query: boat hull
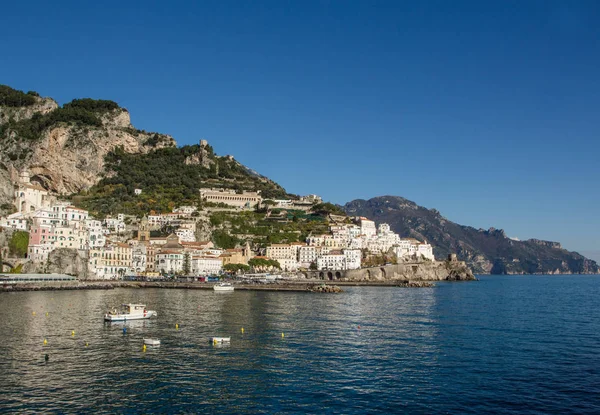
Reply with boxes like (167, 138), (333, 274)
(104, 310), (157, 322)
(213, 287), (234, 292)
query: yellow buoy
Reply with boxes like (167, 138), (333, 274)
(32, 312), (36, 316)
(85, 342), (88, 347)
(46, 312), (49, 317)
(281, 332), (285, 338)
(175, 323), (179, 330)
(143, 344), (147, 352)
(241, 327), (245, 334)
(43, 339), (48, 345)
(71, 330), (75, 336)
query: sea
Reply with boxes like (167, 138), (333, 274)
(0, 275), (599, 414)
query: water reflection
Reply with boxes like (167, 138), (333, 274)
(2, 279), (598, 414)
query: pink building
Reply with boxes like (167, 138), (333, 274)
(29, 224), (54, 245)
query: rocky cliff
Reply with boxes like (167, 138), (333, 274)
(344, 196), (599, 275)
(21, 248), (89, 279)
(0, 85), (175, 203)
(340, 260), (475, 282)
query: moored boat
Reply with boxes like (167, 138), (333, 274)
(210, 337), (231, 343)
(143, 338), (161, 346)
(104, 304), (157, 321)
(213, 282), (234, 292)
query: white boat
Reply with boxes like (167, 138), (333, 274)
(210, 337), (231, 343)
(104, 304), (157, 322)
(143, 338), (161, 346)
(213, 282), (234, 292)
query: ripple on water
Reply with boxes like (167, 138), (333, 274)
(0, 277), (599, 414)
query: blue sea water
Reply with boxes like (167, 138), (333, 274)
(0, 275), (599, 414)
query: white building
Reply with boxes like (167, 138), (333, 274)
(14, 170), (52, 214)
(103, 217), (126, 233)
(28, 244), (54, 263)
(190, 255), (223, 275)
(343, 249), (362, 270)
(156, 251), (185, 274)
(265, 244), (296, 260)
(176, 228), (196, 243)
(199, 187), (262, 208)
(298, 246), (317, 267)
(317, 252), (346, 270)
(85, 220), (106, 249)
(0, 213), (28, 230)
(173, 205), (197, 215)
(360, 218), (377, 238)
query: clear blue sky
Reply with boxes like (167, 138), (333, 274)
(1, 1), (599, 257)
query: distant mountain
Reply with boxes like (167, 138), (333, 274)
(344, 196), (599, 275)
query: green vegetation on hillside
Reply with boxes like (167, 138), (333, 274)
(75, 145), (292, 216)
(0, 85), (39, 107)
(0, 97), (122, 144)
(9, 231), (29, 258)
(209, 209), (330, 248)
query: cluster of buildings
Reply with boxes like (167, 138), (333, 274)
(262, 217), (434, 272)
(1, 172), (435, 279)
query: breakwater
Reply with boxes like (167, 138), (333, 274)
(0, 279), (436, 293)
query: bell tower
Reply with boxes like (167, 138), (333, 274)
(138, 215), (150, 242)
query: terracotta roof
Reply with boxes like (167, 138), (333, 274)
(116, 243), (130, 248)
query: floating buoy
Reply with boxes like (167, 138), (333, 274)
(45, 312), (48, 317)
(44, 354), (49, 362)
(241, 327), (244, 334)
(357, 325), (360, 330)
(32, 312), (36, 316)
(85, 342), (88, 347)
(175, 323), (179, 330)
(71, 330), (75, 336)
(43, 339), (48, 345)
(143, 344), (147, 352)
(123, 327), (127, 334)
(281, 332), (285, 338)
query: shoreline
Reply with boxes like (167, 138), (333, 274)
(0, 279), (436, 293)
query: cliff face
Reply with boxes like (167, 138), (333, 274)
(21, 248), (90, 279)
(344, 196), (599, 275)
(341, 261), (475, 282)
(0, 86), (175, 197)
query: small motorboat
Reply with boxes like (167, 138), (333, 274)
(210, 337), (231, 343)
(213, 282), (234, 292)
(143, 338), (161, 346)
(104, 304), (157, 322)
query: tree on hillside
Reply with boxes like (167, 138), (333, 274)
(9, 231), (29, 258)
(183, 253), (191, 275)
(223, 263), (250, 274)
(312, 202), (345, 216)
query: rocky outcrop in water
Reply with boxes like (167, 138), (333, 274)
(307, 284), (343, 293)
(339, 260), (475, 282)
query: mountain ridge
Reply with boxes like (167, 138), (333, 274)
(343, 195), (598, 275)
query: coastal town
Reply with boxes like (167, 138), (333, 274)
(0, 168), (435, 279)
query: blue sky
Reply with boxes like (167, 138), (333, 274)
(1, 1), (599, 257)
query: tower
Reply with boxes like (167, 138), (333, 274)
(138, 215), (150, 242)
